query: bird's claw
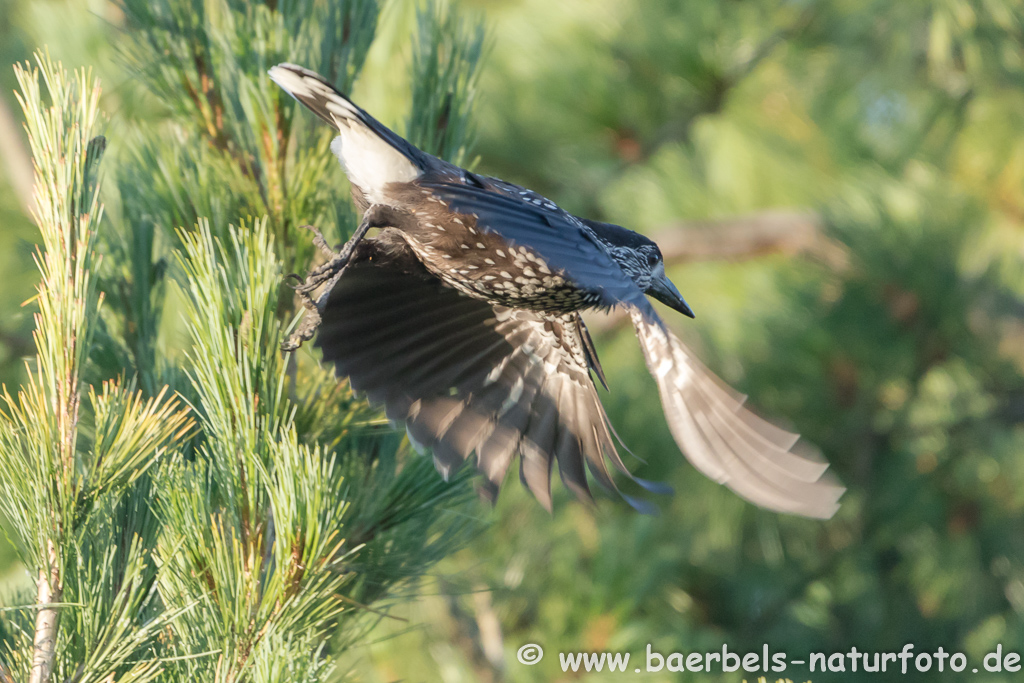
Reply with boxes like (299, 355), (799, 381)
(283, 227), (344, 352)
(282, 309), (321, 352)
(301, 223), (336, 258)
(282, 218), (371, 353)
(283, 267), (336, 352)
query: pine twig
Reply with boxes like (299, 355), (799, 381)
(29, 540), (61, 683)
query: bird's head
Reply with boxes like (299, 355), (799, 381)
(581, 218), (695, 318)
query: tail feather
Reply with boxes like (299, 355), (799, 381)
(269, 63), (424, 199)
(268, 63), (407, 153)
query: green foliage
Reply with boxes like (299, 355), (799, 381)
(0, 54), (193, 683)
(4, 1), (1024, 682)
(153, 220), (351, 680)
(115, 0), (383, 260)
(342, 1), (1024, 682)
(407, 0), (486, 164)
(0, 0), (487, 680)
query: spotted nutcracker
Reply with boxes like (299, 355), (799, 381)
(269, 63), (843, 518)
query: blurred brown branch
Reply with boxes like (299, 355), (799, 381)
(655, 209), (844, 268)
(0, 93), (34, 216)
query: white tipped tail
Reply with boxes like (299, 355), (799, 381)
(269, 63), (421, 203)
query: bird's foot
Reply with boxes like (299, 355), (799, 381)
(281, 307), (321, 352)
(303, 223), (336, 258)
(281, 269), (324, 352)
(282, 259), (341, 353)
(281, 218), (373, 352)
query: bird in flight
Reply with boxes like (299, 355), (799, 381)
(269, 63), (843, 518)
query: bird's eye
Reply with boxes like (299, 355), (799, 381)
(647, 252), (659, 267)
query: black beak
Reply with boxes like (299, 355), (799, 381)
(648, 268), (695, 318)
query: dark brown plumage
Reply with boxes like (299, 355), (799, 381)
(270, 63), (845, 517)
(317, 230), (656, 511)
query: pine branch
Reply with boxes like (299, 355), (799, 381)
(11, 53), (105, 683)
(0, 3), (492, 679)
(407, 0), (487, 164)
(3, 52), (194, 683)
(28, 540), (59, 683)
(118, 0), (385, 259)
(155, 219), (362, 680)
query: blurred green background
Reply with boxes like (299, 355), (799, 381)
(3, 0), (1024, 681)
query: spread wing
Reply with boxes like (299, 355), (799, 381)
(417, 177), (657, 319)
(630, 310), (844, 518)
(315, 230), (664, 511)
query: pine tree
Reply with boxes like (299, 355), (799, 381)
(0, 1), (486, 680)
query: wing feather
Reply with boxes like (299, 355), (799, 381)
(552, 379), (591, 501)
(316, 230), (657, 508)
(417, 180), (656, 318)
(518, 395), (559, 511)
(630, 310), (844, 518)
